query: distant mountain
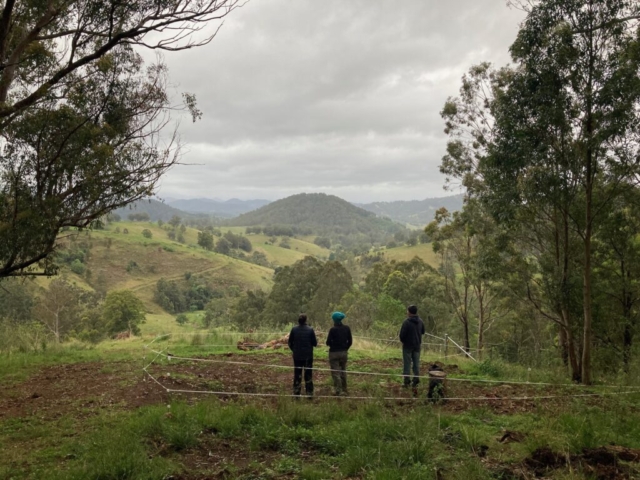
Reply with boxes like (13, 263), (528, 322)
(358, 194), (465, 226)
(113, 199), (196, 222)
(227, 193), (407, 238)
(167, 198), (271, 218)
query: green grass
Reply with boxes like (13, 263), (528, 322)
(3, 394), (640, 479)
(382, 242), (439, 267)
(3, 310), (640, 479)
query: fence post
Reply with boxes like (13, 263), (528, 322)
(444, 334), (449, 359)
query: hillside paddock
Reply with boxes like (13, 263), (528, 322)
(1, 330), (639, 480)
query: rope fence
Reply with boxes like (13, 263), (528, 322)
(142, 368), (640, 402)
(144, 346), (640, 390)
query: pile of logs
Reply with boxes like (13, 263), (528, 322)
(237, 334), (290, 351)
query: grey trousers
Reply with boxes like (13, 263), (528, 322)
(329, 351), (348, 394)
(402, 348), (421, 386)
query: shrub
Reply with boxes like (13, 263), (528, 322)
(142, 229), (152, 239)
(70, 259), (85, 275)
(176, 314), (188, 325)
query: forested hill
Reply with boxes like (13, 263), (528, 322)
(227, 193), (406, 236)
(113, 199), (193, 222)
(167, 198), (271, 218)
(358, 193), (464, 226)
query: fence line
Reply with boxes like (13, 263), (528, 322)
(143, 369), (640, 402)
(145, 348), (640, 389)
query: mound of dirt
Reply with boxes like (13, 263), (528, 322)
(521, 446), (640, 479)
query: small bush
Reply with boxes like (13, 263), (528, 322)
(142, 229), (152, 239)
(70, 259), (85, 275)
(176, 314), (188, 325)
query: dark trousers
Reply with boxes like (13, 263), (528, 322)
(329, 351), (348, 394)
(293, 357), (314, 396)
(402, 348), (420, 386)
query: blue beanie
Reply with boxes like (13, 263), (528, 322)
(331, 311), (346, 323)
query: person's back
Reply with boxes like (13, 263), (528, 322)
(288, 323), (318, 359)
(326, 323), (352, 353)
(288, 315), (317, 397)
(326, 312), (351, 396)
(398, 305), (425, 391)
(399, 314), (425, 351)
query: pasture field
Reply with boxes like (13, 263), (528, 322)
(1, 323), (639, 480)
(382, 243), (439, 267)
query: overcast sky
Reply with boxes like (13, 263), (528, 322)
(155, 0), (526, 203)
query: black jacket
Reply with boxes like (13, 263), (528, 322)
(399, 315), (425, 350)
(326, 324), (353, 353)
(288, 324), (318, 359)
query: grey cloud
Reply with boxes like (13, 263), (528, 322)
(155, 0), (525, 202)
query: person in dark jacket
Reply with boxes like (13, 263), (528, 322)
(326, 311), (352, 396)
(399, 305), (425, 390)
(288, 314), (318, 397)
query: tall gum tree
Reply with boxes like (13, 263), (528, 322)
(490, 0), (640, 383)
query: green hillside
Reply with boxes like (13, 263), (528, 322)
(55, 222), (274, 312)
(382, 242), (439, 267)
(359, 194), (464, 227)
(227, 193), (407, 239)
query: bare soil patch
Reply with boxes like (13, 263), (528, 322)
(0, 352), (612, 421)
(0, 361), (168, 420)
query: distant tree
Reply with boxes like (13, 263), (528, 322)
(198, 231), (215, 251)
(142, 229), (152, 239)
(307, 261), (353, 323)
(70, 259), (86, 275)
(34, 279), (82, 343)
(180, 224), (187, 233)
(107, 213), (121, 223)
(128, 212), (151, 222)
(169, 216), (182, 229)
(167, 230), (176, 240)
(177, 233), (186, 243)
(0, 282), (34, 323)
(102, 290), (146, 337)
(386, 241), (397, 249)
(261, 256), (325, 326)
(158, 220), (164, 228)
(215, 238), (231, 255)
(123, 228), (129, 235)
(176, 314), (189, 325)
(314, 236), (332, 249)
(406, 237), (418, 247)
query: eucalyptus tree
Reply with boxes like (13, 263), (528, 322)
(0, 0), (240, 278)
(485, 0), (640, 383)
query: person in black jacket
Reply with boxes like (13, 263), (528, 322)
(288, 314), (318, 397)
(399, 305), (425, 390)
(326, 311), (352, 396)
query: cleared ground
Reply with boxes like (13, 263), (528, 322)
(1, 333), (639, 480)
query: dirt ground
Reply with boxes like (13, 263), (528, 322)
(1, 352), (639, 479)
(0, 352), (610, 421)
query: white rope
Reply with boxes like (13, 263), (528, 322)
(142, 369), (640, 402)
(447, 337), (478, 363)
(146, 349), (640, 389)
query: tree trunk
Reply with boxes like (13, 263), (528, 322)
(581, 175), (593, 384)
(477, 284), (485, 360)
(463, 316), (470, 353)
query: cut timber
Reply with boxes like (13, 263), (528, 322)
(237, 334), (290, 351)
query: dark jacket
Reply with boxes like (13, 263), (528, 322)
(399, 315), (425, 351)
(326, 324), (353, 353)
(288, 324), (318, 359)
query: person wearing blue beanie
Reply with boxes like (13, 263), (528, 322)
(326, 311), (352, 396)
